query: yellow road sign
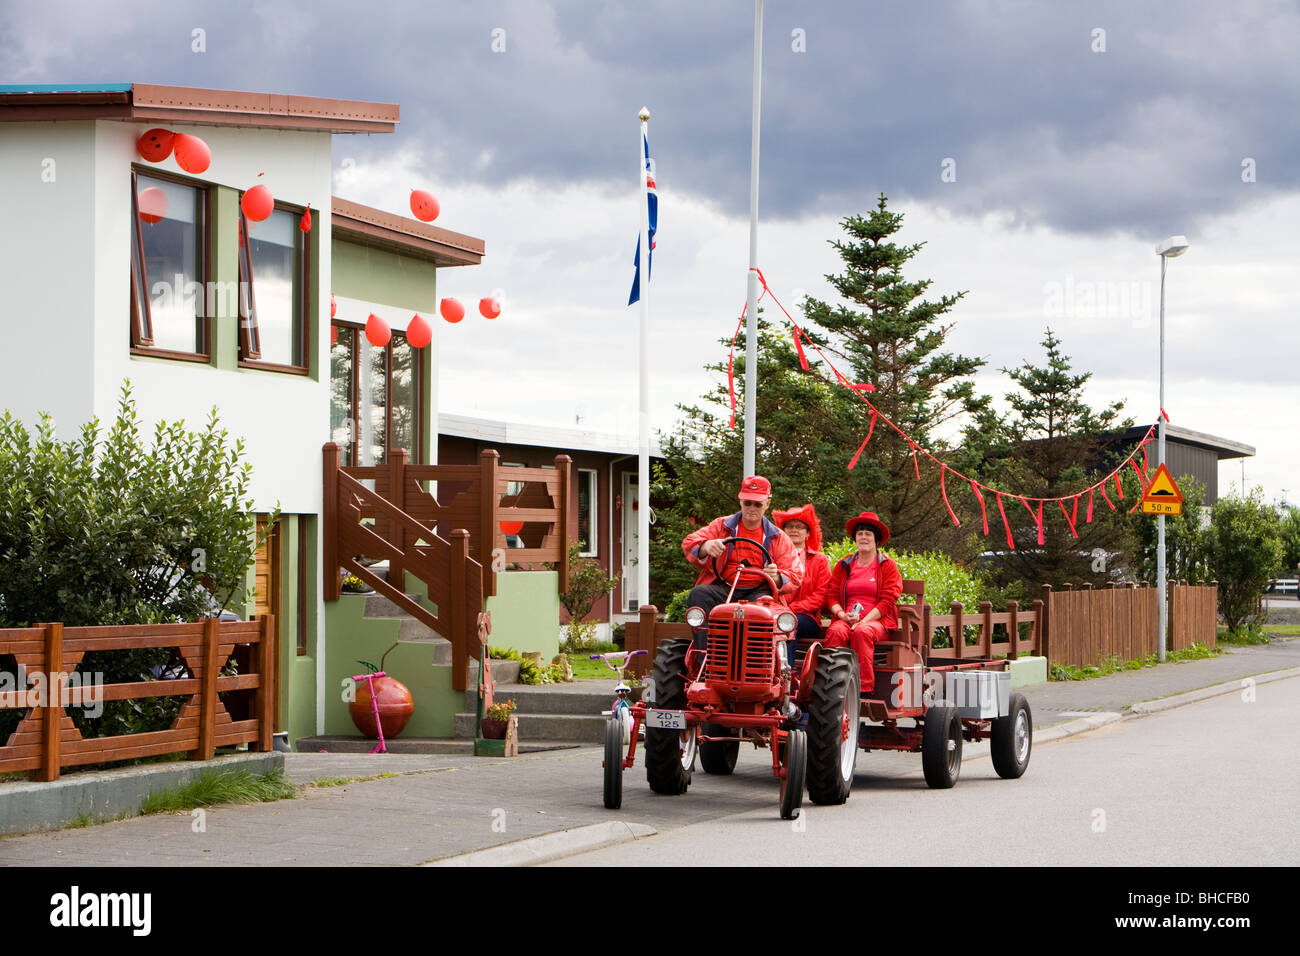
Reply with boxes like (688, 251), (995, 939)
(1140, 463), (1184, 516)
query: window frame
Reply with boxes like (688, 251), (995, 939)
(577, 467), (598, 557)
(328, 320), (423, 464)
(129, 167), (211, 362)
(238, 201), (311, 375)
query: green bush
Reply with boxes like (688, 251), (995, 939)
(0, 382), (270, 741)
(1208, 489), (1284, 630)
(556, 543), (618, 649)
(822, 540), (981, 613)
(664, 589), (692, 623)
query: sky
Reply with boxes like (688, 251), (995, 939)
(2, 0), (1296, 503)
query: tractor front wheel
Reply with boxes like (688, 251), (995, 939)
(699, 722), (739, 774)
(780, 729), (807, 820)
(603, 716), (624, 809)
(646, 638), (695, 795)
(806, 646), (859, 805)
(921, 705), (962, 789)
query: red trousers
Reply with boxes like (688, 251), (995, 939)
(824, 619), (887, 693)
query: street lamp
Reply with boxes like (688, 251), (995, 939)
(1156, 235), (1188, 662)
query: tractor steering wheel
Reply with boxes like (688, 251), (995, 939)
(709, 536), (780, 598)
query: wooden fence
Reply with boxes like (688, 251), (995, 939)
(323, 444), (571, 692)
(0, 616), (275, 782)
(1041, 581), (1218, 669)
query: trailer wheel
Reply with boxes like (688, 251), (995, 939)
(779, 729), (807, 820)
(603, 716), (624, 809)
(922, 705), (962, 789)
(646, 638), (695, 795)
(991, 692), (1032, 779)
(806, 647), (859, 805)
(699, 722), (739, 775)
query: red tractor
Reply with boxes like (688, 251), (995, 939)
(602, 538), (858, 819)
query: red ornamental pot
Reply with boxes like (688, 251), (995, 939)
(481, 718), (508, 740)
(348, 675), (415, 739)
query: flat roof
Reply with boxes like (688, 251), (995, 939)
(1121, 423), (1255, 460)
(440, 414), (664, 458)
(332, 198), (483, 268)
(0, 82), (398, 134)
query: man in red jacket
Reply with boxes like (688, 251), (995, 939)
(681, 475), (802, 649)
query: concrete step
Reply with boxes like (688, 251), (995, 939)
(453, 711), (609, 742)
(468, 659), (521, 685)
(462, 680), (642, 716)
(297, 734), (582, 755)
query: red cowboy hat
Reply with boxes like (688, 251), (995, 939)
(772, 503), (822, 553)
(844, 511), (890, 545)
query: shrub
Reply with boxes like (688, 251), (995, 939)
(822, 540), (981, 613)
(556, 542), (618, 649)
(663, 589), (692, 623)
(1208, 489), (1284, 630)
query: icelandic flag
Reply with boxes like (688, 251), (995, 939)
(628, 133), (657, 305)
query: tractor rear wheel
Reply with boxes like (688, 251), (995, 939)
(603, 716), (624, 809)
(779, 729), (807, 820)
(806, 647), (859, 805)
(646, 638), (695, 795)
(699, 722), (739, 774)
(991, 692), (1032, 779)
(921, 705), (963, 789)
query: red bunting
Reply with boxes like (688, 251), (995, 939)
(971, 481), (989, 534)
(940, 465), (960, 527)
(1130, 458), (1147, 491)
(1058, 498), (1079, 538)
(1161, 408), (1170, 422)
(1087, 488), (1095, 523)
(847, 411), (877, 471)
(910, 442), (920, 479)
(1100, 481), (1115, 511)
(300, 203), (312, 233)
(996, 493), (1015, 550)
(1020, 496), (1045, 545)
(1113, 471), (1124, 500)
(792, 326), (809, 370)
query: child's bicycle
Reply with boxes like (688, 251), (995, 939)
(592, 649), (647, 809)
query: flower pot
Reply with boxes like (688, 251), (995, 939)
(348, 675), (415, 739)
(481, 718), (508, 740)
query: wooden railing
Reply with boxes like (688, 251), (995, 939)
(323, 444), (570, 690)
(0, 617), (274, 782)
(1040, 580), (1218, 669)
(921, 599), (1043, 661)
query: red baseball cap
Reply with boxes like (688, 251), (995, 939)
(737, 475), (772, 500)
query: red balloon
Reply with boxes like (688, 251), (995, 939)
(406, 313), (432, 349)
(479, 297), (501, 319)
(330, 294), (337, 319)
(499, 516), (524, 536)
(172, 133), (211, 174)
(136, 128), (174, 163)
(440, 297), (465, 323)
(365, 313), (391, 347)
(137, 187), (168, 224)
(410, 189), (439, 222)
(241, 184), (274, 222)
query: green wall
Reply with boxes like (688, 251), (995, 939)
(331, 240), (438, 312)
(485, 571), (561, 657)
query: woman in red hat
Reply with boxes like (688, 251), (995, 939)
(772, 503), (831, 666)
(824, 511), (902, 694)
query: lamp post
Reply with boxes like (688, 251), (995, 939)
(1155, 235), (1189, 662)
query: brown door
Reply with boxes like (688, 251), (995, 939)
(254, 515), (281, 620)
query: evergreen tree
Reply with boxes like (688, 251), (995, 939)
(970, 329), (1136, 589)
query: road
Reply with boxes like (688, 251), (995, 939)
(553, 673), (1300, 866)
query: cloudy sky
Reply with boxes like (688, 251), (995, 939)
(4, 0), (1296, 502)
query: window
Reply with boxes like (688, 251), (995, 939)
(239, 206), (308, 371)
(578, 468), (598, 556)
(130, 171), (208, 357)
(329, 322), (422, 465)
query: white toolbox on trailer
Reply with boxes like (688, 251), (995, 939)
(942, 670), (1010, 719)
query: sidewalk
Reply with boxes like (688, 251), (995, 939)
(0, 639), (1295, 867)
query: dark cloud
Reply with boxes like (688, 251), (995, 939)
(4, 0), (1297, 236)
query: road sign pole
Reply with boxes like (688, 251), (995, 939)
(1157, 254), (1167, 663)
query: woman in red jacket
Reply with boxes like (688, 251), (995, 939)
(824, 511), (902, 694)
(772, 504), (831, 666)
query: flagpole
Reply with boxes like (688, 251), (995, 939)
(742, 0), (764, 477)
(637, 106), (652, 612)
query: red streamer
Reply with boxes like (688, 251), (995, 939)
(1020, 496), (1045, 546)
(1100, 481), (1115, 511)
(1087, 488), (1095, 523)
(910, 441), (920, 479)
(1113, 471), (1124, 500)
(940, 465), (960, 527)
(1130, 458), (1147, 491)
(792, 326), (809, 370)
(847, 411), (877, 471)
(1071, 495), (1080, 527)
(1058, 498), (1079, 539)
(971, 481), (989, 534)
(996, 493), (1016, 550)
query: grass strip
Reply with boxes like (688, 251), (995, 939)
(139, 768), (297, 815)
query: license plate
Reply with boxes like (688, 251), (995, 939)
(644, 709), (688, 730)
